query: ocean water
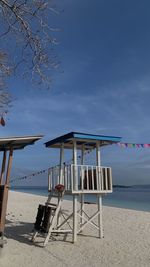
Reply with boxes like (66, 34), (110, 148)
(11, 185), (150, 212)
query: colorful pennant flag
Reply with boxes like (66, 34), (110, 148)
(117, 142), (150, 148)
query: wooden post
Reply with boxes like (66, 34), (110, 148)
(0, 148), (13, 243)
(96, 141), (101, 190)
(73, 140), (77, 164)
(81, 144), (85, 165)
(73, 140), (77, 191)
(5, 148), (13, 185)
(57, 144), (64, 227)
(72, 194), (78, 243)
(59, 143), (64, 184)
(96, 141), (103, 238)
(80, 145), (85, 229)
(72, 140), (78, 242)
(0, 185), (9, 234)
(97, 194), (103, 238)
(96, 141), (101, 166)
(48, 170), (51, 191)
(0, 150), (7, 185)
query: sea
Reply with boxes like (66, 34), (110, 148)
(11, 185), (150, 213)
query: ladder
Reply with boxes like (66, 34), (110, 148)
(32, 186), (65, 247)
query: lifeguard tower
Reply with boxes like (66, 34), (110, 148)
(0, 135), (43, 247)
(32, 132), (121, 246)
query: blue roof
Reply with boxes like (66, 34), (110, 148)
(45, 132), (121, 149)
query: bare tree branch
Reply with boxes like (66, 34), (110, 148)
(0, 0), (60, 113)
(0, 51), (12, 114)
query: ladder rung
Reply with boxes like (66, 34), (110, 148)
(49, 194), (62, 198)
(46, 203), (57, 208)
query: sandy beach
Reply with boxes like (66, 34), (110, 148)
(0, 191), (150, 267)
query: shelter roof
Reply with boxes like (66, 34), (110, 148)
(0, 135), (43, 151)
(45, 132), (121, 150)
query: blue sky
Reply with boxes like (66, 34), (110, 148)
(1, 0), (150, 186)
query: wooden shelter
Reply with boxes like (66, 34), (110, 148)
(32, 132), (121, 246)
(0, 135), (43, 247)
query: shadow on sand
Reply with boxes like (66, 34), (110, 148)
(4, 219), (74, 247)
(5, 219), (36, 246)
(4, 217), (99, 248)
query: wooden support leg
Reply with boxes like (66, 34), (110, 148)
(0, 185), (9, 240)
(0, 232), (7, 248)
(0, 150), (7, 185)
(72, 195), (77, 243)
(80, 194), (84, 231)
(57, 211), (60, 228)
(97, 195), (104, 238)
(31, 231), (38, 242)
(56, 197), (61, 228)
(6, 148), (13, 185)
(0, 149), (13, 247)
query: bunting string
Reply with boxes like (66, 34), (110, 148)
(10, 143), (150, 184)
(117, 142), (150, 148)
(10, 169), (48, 184)
(10, 148), (93, 184)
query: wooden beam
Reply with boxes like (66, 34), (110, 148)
(96, 142), (103, 238)
(97, 194), (104, 238)
(59, 143), (64, 184)
(5, 148), (13, 185)
(0, 185), (9, 233)
(72, 195), (78, 243)
(96, 141), (101, 166)
(73, 140), (78, 191)
(81, 144), (85, 165)
(0, 150), (7, 185)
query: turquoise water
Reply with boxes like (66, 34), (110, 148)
(11, 186), (150, 212)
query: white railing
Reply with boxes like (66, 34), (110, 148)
(48, 165), (72, 192)
(48, 164), (112, 194)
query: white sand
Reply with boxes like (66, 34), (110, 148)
(0, 191), (150, 267)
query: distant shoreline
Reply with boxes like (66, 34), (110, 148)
(11, 184), (150, 189)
